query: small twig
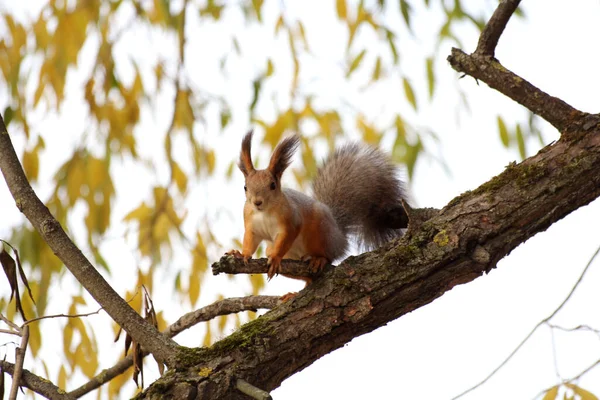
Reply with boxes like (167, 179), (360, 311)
(548, 324), (600, 336)
(23, 309), (104, 326)
(236, 379), (272, 400)
(452, 244), (600, 399)
(475, 0), (521, 56)
(549, 327), (561, 380)
(69, 295), (280, 398)
(211, 255), (329, 278)
(9, 325), (29, 400)
(0, 313), (21, 333)
(0, 329), (20, 336)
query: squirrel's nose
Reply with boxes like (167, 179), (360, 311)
(254, 200), (263, 207)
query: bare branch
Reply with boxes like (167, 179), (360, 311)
(212, 255), (327, 278)
(452, 244), (600, 399)
(0, 360), (73, 400)
(69, 295), (279, 398)
(0, 313), (21, 333)
(0, 115), (180, 367)
(447, 48), (585, 132)
(23, 309), (104, 326)
(475, 0), (521, 56)
(9, 325), (29, 400)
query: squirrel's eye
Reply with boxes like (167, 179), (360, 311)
(270, 182), (276, 190)
(244, 185), (247, 191)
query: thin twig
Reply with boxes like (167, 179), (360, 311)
(475, 0), (521, 56)
(452, 244), (600, 399)
(0, 329), (20, 336)
(23, 309), (104, 326)
(9, 325), (29, 400)
(0, 313), (21, 332)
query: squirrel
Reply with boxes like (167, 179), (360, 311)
(228, 130), (409, 283)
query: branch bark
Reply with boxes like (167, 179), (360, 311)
(0, 360), (74, 400)
(0, 117), (180, 367)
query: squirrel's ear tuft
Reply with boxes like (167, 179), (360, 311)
(238, 130), (255, 177)
(268, 135), (300, 179)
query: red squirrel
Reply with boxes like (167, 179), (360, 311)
(228, 130), (408, 283)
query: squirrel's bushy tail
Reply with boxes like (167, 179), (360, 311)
(312, 144), (408, 250)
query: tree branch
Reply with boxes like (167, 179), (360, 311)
(447, 48), (585, 132)
(475, 0), (521, 56)
(0, 360), (74, 400)
(212, 256), (326, 278)
(69, 295), (279, 398)
(9, 325), (29, 400)
(0, 116), (180, 367)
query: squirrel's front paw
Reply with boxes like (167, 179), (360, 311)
(226, 250), (250, 264)
(267, 256), (282, 280)
(301, 255), (329, 274)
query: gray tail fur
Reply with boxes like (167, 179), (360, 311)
(312, 143), (408, 251)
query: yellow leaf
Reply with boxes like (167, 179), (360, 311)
(203, 321), (212, 346)
(172, 161), (188, 193)
(565, 383), (599, 400)
(155, 62), (164, 91)
(206, 149), (216, 173)
(58, 365), (67, 391)
(497, 115), (510, 147)
(371, 57), (382, 82)
(336, 0), (347, 20)
(266, 58), (274, 77)
(403, 77), (417, 110)
(87, 157), (107, 191)
(426, 57), (435, 99)
(251, 0), (264, 21)
(347, 49), (366, 78)
(249, 273), (265, 296)
(174, 89), (195, 133)
(189, 269), (200, 305)
(275, 15), (285, 34)
(123, 202), (152, 222)
(297, 21), (309, 49)
(23, 148), (39, 182)
(33, 15), (50, 50)
(218, 314), (227, 333)
(357, 116), (381, 144)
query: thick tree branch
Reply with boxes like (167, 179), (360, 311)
(475, 0), (521, 56)
(447, 49), (585, 132)
(0, 117), (180, 367)
(69, 295), (279, 398)
(0, 360), (74, 400)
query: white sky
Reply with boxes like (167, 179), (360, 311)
(1, 0), (600, 399)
